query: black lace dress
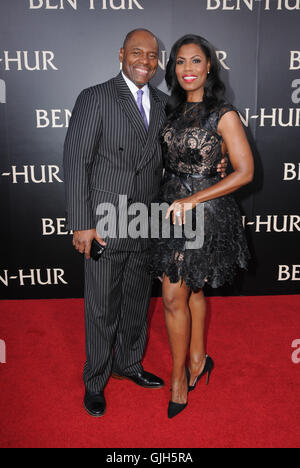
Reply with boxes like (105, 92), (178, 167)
(148, 102), (250, 291)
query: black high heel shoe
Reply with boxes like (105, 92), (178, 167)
(168, 368), (189, 419)
(188, 355), (214, 392)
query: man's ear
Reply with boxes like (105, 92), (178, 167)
(119, 48), (124, 64)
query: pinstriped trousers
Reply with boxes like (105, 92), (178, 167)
(83, 249), (152, 393)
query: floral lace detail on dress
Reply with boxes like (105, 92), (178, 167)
(162, 102), (239, 177)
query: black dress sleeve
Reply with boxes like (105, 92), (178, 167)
(218, 103), (240, 123)
(205, 103), (240, 135)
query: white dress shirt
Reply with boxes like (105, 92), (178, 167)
(122, 72), (151, 125)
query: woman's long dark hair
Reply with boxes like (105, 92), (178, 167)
(165, 34), (226, 119)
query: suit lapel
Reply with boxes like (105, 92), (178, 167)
(114, 73), (148, 147)
(114, 74), (166, 169)
(136, 85), (166, 171)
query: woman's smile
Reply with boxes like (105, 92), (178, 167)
(182, 75), (198, 83)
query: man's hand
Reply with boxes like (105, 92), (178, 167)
(217, 157), (228, 178)
(73, 229), (107, 260)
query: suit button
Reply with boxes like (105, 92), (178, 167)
(128, 198), (133, 204)
(136, 170), (140, 176)
(119, 147), (124, 152)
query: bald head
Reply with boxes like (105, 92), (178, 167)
(123, 29), (159, 50)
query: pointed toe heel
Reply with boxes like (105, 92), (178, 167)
(168, 367), (190, 418)
(189, 355), (214, 391)
(168, 401), (188, 419)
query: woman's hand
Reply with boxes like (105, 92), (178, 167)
(165, 195), (199, 226)
(217, 157), (228, 178)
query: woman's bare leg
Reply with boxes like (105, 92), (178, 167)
(188, 289), (207, 386)
(162, 275), (191, 404)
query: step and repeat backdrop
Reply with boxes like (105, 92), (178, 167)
(0, 0), (299, 300)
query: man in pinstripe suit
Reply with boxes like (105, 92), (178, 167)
(64, 29), (167, 417)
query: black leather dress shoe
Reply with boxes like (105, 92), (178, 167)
(111, 370), (164, 389)
(84, 391), (106, 417)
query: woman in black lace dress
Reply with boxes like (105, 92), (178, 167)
(149, 35), (254, 418)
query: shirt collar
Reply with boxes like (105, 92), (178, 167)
(122, 72), (150, 100)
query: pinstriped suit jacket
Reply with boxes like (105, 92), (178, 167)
(63, 73), (168, 251)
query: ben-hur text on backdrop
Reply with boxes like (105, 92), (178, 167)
(28, 0), (300, 11)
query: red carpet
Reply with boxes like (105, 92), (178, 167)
(0, 296), (299, 448)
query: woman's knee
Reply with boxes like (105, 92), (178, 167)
(163, 293), (188, 315)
